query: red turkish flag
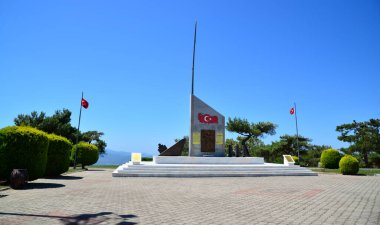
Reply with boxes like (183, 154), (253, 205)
(290, 107), (295, 115)
(198, 113), (218, 124)
(81, 98), (89, 109)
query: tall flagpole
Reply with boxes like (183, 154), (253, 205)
(73, 91), (83, 169)
(191, 21), (197, 95)
(294, 102), (300, 164)
(189, 21), (197, 156)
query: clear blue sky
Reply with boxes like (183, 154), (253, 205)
(1, 0), (379, 155)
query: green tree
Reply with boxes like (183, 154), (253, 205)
(14, 109), (107, 156)
(15, 109), (77, 142)
(226, 117), (277, 155)
(272, 135), (311, 156)
(303, 144), (331, 167)
(336, 119), (380, 167)
(81, 131), (107, 155)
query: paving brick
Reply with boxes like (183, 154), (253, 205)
(0, 170), (379, 224)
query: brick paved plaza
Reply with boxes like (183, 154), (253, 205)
(0, 169), (379, 225)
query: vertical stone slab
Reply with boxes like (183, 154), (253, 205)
(189, 95), (225, 156)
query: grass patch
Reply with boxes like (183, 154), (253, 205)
(65, 167), (86, 174)
(310, 168), (380, 175)
(88, 165), (118, 169)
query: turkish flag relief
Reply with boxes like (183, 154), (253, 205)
(81, 98), (89, 109)
(198, 113), (218, 124)
(290, 107), (295, 115)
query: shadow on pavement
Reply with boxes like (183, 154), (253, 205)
(26, 182), (65, 189)
(44, 175), (83, 180)
(0, 212), (137, 225)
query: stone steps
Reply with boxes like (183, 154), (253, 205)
(112, 163), (317, 177)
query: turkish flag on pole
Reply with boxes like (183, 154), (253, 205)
(290, 107), (295, 115)
(81, 98), (89, 109)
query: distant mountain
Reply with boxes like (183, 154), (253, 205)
(95, 149), (153, 165)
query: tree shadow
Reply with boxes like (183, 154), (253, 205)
(0, 212), (137, 225)
(86, 169), (105, 171)
(25, 182), (65, 189)
(44, 175), (83, 180)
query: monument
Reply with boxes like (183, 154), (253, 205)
(112, 22), (317, 177)
(189, 95), (225, 156)
(188, 21), (225, 157)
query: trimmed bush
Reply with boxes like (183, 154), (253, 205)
(45, 134), (72, 176)
(0, 126), (49, 181)
(339, 155), (359, 175)
(291, 156), (299, 165)
(71, 142), (99, 168)
(320, 149), (342, 169)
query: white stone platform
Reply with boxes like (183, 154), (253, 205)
(154, 156), (264, 164)
(112, 156), (317, 177)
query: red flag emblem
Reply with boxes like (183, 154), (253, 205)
(198, 113), (218, 124)
(290, 107), (295, 115)
(81, 98), (89, 109)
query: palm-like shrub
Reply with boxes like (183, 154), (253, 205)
(45, 134), (72, 176)
(320, 149), (342, 169)
(339, 155), (359, 175)
(0, 126), (49, 181)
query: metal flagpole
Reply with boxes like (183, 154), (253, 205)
(294, 102), (300, 164)
(73, 91), (83, 169)
(191, 21), (197, 95)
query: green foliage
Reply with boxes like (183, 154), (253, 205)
(45, 134), (72, 176)
(15, 109), (77, 142)
(71, 142), (99, 168)
(142, 157), (153, 161)
(175, 136), (189, 156)
(14, 109), (107, 156)
(0, 126), (49, 181)
(81, 131), (107, 155)
(336, 119), (380, 167)
(226, 117), (276, 154)
(301, 144), (331, 167)
(369, 153), (380, 168)
(339, 155), (359, 175)
(292, 156), (299, 165)
(320, 149), (342, 169)
(269, 135), (311, 165)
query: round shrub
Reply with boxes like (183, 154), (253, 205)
(71, 142), (99, 168)
(291, 156), (299, 165)
(0, 126), (49, 181)
(320, 149), (342, 169)
(45, 134), (72, 176)
(339, 155), (359, 175)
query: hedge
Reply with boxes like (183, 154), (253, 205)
(339, 155), (359, 175)
(0, 126), (49, 181)
(71, 142), (99, 168)
(45, 134), (72, 176)
(320, 149), (342, 169)
(291, 156), (299, 165)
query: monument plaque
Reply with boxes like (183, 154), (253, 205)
(201, 130), (215, 152)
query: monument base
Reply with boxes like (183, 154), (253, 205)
(154, 156), (264, 164)
(112, 156), (317, 177)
